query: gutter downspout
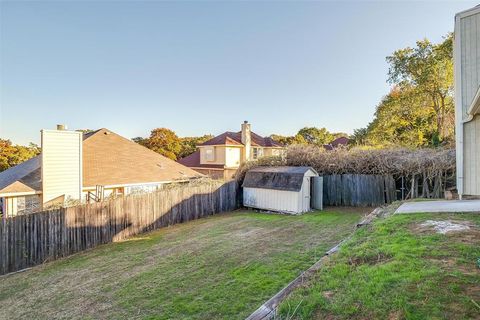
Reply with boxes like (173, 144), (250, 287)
(454, 14), (464, 200)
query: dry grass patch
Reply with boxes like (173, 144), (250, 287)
(0, 208), (367, 320)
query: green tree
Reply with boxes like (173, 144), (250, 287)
(366, 87), (436, 147)
(270, 134), (307, 146)
(178, 135), (214, 158)
(132, 137), (148, 147)
(144, 128), (182, 160)
(0, 139), (40, 172)
(386, 34), (454, 143)
(297, 127), (334, 146)
(351, 127), (369, 146)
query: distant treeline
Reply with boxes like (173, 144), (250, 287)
(0, 139), (40, 172)
(132, 126), (349, 161)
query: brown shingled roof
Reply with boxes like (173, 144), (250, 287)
(199, 131), (282, 147)
(82, 128), (203, 187)
(0, 128), (203, 195)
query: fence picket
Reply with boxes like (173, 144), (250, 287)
(323, 174), (396, 207)
(0, 181), (238, 275)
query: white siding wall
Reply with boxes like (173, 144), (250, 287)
(460, 11), (480, 119)
(41, 130), (83, 206)
(463, 115), (480, 194)
(456, 7), (480, 196)
(243, 187), (301, 213)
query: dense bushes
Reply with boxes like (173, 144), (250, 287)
(236, 146), (456, 199)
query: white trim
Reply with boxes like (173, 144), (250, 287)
(198, 144), (243, 148)
(467, 86), (480, 116)
(455, 5), (480, 20)
(189, 167), (225, 171)
(0, 191), (42, 197)
(454, 12), (464, 198)
(78, 131), (83, 201)
(40, 129), (83, 135)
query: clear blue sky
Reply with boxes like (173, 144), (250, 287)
(0, 1), (477, 145)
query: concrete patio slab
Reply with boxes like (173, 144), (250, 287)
(395, 200), (480, 214)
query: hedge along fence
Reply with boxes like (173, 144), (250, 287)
(0, 180), (238, 275)
(236, 146), (456, 201)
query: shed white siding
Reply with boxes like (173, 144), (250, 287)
(244, 188), (302, 213)
(455, 6), (480, 196)
(41, 130), (83, 206)
(243, 168), (318, 214)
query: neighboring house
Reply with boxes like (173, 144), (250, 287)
(323, 136), (350, 150)
(0, 126), (203, 217)
(454, 6), (480, 198)
(242, 166), (321, 214)
(178, 121), (284, 180)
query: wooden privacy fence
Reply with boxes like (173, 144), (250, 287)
(323, 174), (396, 207)
(0, 180), (238, 275)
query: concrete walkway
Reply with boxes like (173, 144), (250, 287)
(395, 200), (480, 214)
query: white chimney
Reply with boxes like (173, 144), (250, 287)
(241, 120), (251, 161)
(41, 126), (83, 207)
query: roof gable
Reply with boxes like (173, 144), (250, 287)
(199, 131), (282, 148)
(0, 156), (41, 194)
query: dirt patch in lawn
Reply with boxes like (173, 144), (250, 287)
(411, 219), (479, 238)
(419, 220), (472, 234)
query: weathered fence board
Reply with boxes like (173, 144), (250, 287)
(0, 181), (238, 275)
(323, 174), (396, 207)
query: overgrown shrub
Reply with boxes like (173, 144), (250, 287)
(236, 146), (455, 199)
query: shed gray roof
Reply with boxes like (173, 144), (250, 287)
(242, 166), (317, 192)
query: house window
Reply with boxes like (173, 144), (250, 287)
(252, 147), (263, 160)
(205, 147), (215, 161)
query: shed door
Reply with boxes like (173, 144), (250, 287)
(311, 176), (323, 210)
(303, 177), (311, 212)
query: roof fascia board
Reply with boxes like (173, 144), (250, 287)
(456, 6), (480, 19)
(188, 167), (224, 171)
(198, 144), (244, 147)
(0, 191), (42, 197)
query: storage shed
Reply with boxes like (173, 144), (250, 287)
(242, 166), (322, 214)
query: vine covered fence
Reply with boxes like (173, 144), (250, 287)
(237, 146), (455, 201)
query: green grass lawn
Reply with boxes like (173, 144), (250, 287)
(0, 208), (367, 320)
(278, 212), (480, 320)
